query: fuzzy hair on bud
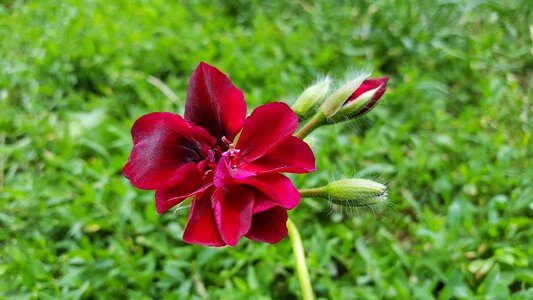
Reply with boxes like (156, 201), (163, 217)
(325, 77), (389, 124)
(338, 88), (377, 114)
(292, 78), (331, 119)
(319, 73), (370, 117)
(327, 85), (381, 123)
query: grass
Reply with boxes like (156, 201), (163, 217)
(1, 0), (532, 298)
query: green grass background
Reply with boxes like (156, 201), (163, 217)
(1, 0), (532, 299)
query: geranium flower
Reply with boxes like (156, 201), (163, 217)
(123, 62), (316, 246)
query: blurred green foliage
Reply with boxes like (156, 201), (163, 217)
(1, 0), (532, 299)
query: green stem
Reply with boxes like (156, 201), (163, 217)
(298, 187), (326, 198)
(295, 112), (325, 140)
(0, 134), (3, 192)
(287, 218), (315, 300)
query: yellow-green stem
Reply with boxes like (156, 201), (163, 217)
(298, 187), (326, 198)
(287, 218), (315, 300)
(295, 113), (325, 140)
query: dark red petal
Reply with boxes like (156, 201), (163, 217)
(236, 102), (298, 162)
(245, 206), (288, 244)
(240, 173), (300, 210)
(348, 77), (388, 116)
(252, 189), (278, 214)
(212, 186), (254, 246)
(183, 189), (225, 247)
(184, 62), (246, 142)
(123, 112), (215, 190)
(348, 77), (389, 102)
(155, 163), (213, 214)
(241, 136), (316, 174)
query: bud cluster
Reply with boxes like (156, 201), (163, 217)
(293, 70), (391, 213)
(292, 74), (389, 133)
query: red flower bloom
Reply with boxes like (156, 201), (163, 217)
(123, 62), (316, 246)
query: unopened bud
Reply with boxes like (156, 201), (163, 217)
(326, 179), (388, 207)
(319, 73), (370, 117)
(292, 78), (331, 118)
(327, 77), (389, 123)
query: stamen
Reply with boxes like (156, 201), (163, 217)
(213, 146), (222, 156)
(207, 149), (216, 163)
(221, 136), (231, 147)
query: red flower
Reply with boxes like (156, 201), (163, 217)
(123, 62), (316, 246)
(347, 77), (389, 117)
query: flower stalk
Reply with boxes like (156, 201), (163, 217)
(295, 112), (326, 139)
(287, 218), (315, 300)
(298, 187), (326, 198)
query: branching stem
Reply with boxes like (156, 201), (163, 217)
(295, 113), (325, 139)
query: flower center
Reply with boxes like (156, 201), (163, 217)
(221, 136), (241, 169)
(198, 136), (241, 175)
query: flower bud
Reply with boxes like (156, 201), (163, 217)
(325, 179), (388, 207)
(292, 78), (331, 119)
(327, 77), (389, 123)
(319, 73), (370, 117)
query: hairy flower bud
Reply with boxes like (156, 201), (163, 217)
(319, 74), (370, 117)
(327, 77), (389, 123)
(292, 78), (331, 119)
(325, 179), (388, 207)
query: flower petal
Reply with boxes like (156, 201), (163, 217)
(213, 155), (255, 188)
(251, 189), (279, 214)
(123, 112), (215, 190)
(183, 188), (225, 247)
(184, 62), (246, 142)
(212, 186), (254, 246)
(236, 102), (298, 162)
(349, 77), (388, 116)
(241, 136), (316, 174)
(155, 163), (213, 214)
(240, 173), (300, 210)
(245, 206), (288, 244)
